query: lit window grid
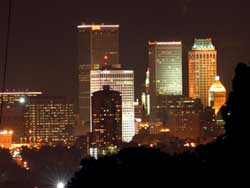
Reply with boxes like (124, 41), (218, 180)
(188, 50), (217, 107)
(150, 43), (183, 96)
(90, 70), (135, 142)
(0, 92), (42, 103)
(24, 103), (75, 144)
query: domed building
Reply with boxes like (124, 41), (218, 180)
(208, 76), (226, 115)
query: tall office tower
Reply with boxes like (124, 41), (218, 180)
(77, 24), (120, 129)
(90, 70), (134, 142)
(209, 76), (226, 115)
(188, 38), (217, 107)
(92, 85), (122, 147)
(0, 91), (42, 143)
(148, 41), (183, 120)
(24, 96), (75, 145)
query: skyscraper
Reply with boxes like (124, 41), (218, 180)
(148, 41), (183, 119)
(92, 85), (122, 147)
(209, 76), (226, 115)
(90, 70), (134, 142)
(77, 24), (119, 129)
(188, 38), (217, 107)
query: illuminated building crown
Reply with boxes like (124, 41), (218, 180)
(192, 38), (215, 50)
(209, 76), (226, 93)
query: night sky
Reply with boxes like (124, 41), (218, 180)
(0, 0), (250, 99)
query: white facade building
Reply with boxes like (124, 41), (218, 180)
(90, 70), (135, 142)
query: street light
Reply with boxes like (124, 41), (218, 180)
(56, 182), (65, 188)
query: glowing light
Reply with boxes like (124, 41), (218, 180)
(104, 55), (108, 60)
(77, 24), (119, 29)
(148, 41), (181, 45)
(123, 70), (133, 73)
(190, 142), (196, 148)
(184, 143), (190, 147)
(139, 123), (149, 129)
(160, 128), (170, 133)
(135, 118), (142, 123)
(0, 92), (42, 95)
(0, 130), (13, 135)
(57, 182), (65, 188)
(91, 25), (101, 30)
(19, 97), (26, 104)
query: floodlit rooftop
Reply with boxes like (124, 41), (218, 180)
(209, 76), (226, 92)
(0, 92), (42, 95)
(77, 24), (119, 29)
(192, 38), (215, 50)
(148, 41), (182, 45)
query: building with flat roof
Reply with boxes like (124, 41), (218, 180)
(77, 24), (120, 130)
(24, 96), (75, 145)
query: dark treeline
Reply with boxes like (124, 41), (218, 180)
(0, 146), (82, 188)
(0, 148), (28, 188)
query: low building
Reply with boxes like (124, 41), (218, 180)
(0, 91), (42, 143)
(0, 130), (13, 148)
(167, 97), (203, 142)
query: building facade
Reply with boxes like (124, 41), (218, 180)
(148, 41), (183, 120)
(0, 91), (42, 143)
(90, 70), (134, 142)
(188, 38), (217, 107)
(209, 76), (226, 115)
(24, 96), (75, 145)
(91, 85), (122, 147)
(167, 97), (203, 142)
(0, 130), (13, 148)
(77, 24), (120, 130)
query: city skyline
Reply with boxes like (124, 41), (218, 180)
(0, 1), (249, 186)
(0, 0), (250, 100)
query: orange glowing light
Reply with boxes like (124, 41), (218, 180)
(160, 128), (170, 133)
(104, 55), (108, 60)
(91, 25), (101, 31)
(0, 130), (13, 135)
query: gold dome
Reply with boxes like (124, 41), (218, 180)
(209, 76), (226, 93)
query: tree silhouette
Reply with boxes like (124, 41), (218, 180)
(222, 63), (250, 141)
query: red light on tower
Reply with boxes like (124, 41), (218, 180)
(104, 55), (108, 60)
(103, 54), (110, 69)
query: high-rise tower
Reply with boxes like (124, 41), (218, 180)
(77, 24), (119, 129)
(148, 41), (183, 119)
(188, 38), (217, 107)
